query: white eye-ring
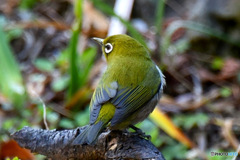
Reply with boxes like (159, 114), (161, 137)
(104, 43), (113, 54)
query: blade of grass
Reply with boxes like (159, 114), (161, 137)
(67, 46), (96, 109)
(68, 30), (80, 99)
(155, 0), (166, 34)
(68, 0), (83, 99)
(154, 0), (165, 62)
(0, 27), (26, 108)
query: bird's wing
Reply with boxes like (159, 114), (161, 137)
(89, 82), (156, 126)
(110, 65), (164, 126)
(109, 84), (159, 126)
(89, 81), (118, 124)
(89, 65), (164, 126)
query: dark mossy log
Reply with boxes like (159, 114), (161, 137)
(12, 126), (165, 160)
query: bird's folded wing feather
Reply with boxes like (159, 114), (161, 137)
(89, 82), (118, 124)
(110, 85), (157, 126)
(89, 80), (160, 126)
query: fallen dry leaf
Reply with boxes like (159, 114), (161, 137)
(150, 107), (195, 148)
(198, 58), (240, 82)
(218, 58), (240, 80)
(0, 140), (34, 160)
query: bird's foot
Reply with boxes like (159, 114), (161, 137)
(129, 125), (151, 140)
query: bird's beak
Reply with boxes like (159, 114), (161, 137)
(92, 37), (104, 46)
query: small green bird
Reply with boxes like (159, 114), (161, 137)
(72, 34), (165, 145)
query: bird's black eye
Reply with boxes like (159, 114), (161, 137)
(104, 43), (113, 54)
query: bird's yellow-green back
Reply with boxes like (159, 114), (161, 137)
(101, 34), (158, 88)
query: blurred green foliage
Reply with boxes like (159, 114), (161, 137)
(20, 0), (42, 10)
(173, 113), (210, 130)
(59, 118), (75, 129)
(6, 157), (20, 160)
(220, 87), (232, 98)
(211, 57), (224, 71)
(66, 0), (83, 100)
(34, 58), (55, 72)
(2, 118), (29, 133)
(162, 142), (188, 160)
(0, 27), (26, 109)
(56, 45), (97, 95)
(155, 0), (165, 34)
(74, 106), (90, 126)
(59, 107), (89, 129)
(51, 75), (69, 92)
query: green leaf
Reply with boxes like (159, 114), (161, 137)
(162, 143), (188, 160)
(67, 31), (80, 99)
(74, 107), (90, 126)
(6, 157), (20, 160)
(46, 112), (60, 128)
(67, 0), (83, 99)
(47, 112), (60, 124)
(74, 0), (83, 20)
(5, 28), (23, 41)
(220, 87), (232, 97)
(212, 57), (224, 70)
(155, 0), (165, 34)
(173, 113), (209, 130)
(20, 0), (38, 10)
(59, 118), (75, 129)
(184, 113), (209, 129)
(0, 27), (26, 108)
(34, 58), (54, 72)
(2, 118), (29, 131)
(51, 75), (69, 92)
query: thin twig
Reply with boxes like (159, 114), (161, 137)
(31, 90), (49, 130)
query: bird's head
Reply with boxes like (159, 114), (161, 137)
(93, 34), (149, 63)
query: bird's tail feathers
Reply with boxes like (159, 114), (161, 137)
(72, 121), (105, 145)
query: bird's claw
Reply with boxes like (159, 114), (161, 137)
(129, 125), (151, 140)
